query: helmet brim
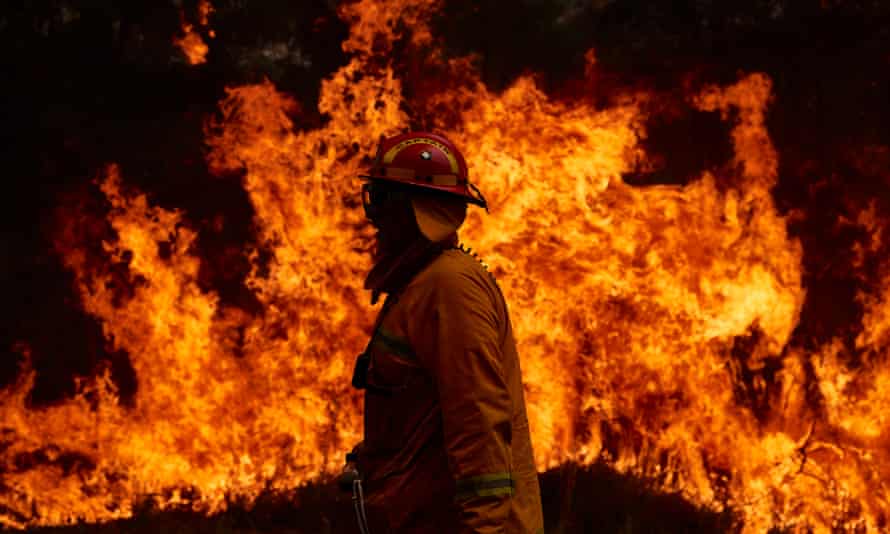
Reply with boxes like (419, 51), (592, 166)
(357, 175), (487, 207)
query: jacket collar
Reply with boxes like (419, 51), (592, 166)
(364, 233), (458, 304)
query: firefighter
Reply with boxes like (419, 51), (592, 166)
(342, 131), (545, 533)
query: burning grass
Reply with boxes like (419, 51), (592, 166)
(13, 464), (737, 534)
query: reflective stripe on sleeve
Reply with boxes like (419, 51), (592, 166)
(454, 472), (514, 501)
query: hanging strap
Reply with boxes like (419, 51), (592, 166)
(352, 479), (372, 534)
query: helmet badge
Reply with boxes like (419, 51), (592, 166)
(420, 150), (432, 160)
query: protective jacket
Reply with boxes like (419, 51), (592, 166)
(351, 238), (544, 533)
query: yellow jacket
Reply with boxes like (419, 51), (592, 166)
(352, 243), (544, 533)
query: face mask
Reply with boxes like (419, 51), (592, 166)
(361, 182), (409, 227)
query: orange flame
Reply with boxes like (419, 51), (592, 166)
(2, 0), (889, 531)
(197, 0), (213, 27)
(173, 0), (213, 65)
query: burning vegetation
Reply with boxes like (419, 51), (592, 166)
(2, 0), (890, 532)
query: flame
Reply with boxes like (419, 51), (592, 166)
(2, 0), (889, 531)
(197, 0), (213, 27)
(173, 0), (213, 65)
(173, 25), (208, 65)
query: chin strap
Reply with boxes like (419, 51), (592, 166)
(468, 183), (489, 213)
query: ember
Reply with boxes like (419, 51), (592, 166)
(174, 0), (213, 65)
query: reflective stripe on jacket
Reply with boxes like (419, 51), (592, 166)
(356, 247), (544, 533)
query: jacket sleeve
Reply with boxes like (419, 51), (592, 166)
(411, 270), (514, 534)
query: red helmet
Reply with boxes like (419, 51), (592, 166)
(360, 131), (488, 210)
